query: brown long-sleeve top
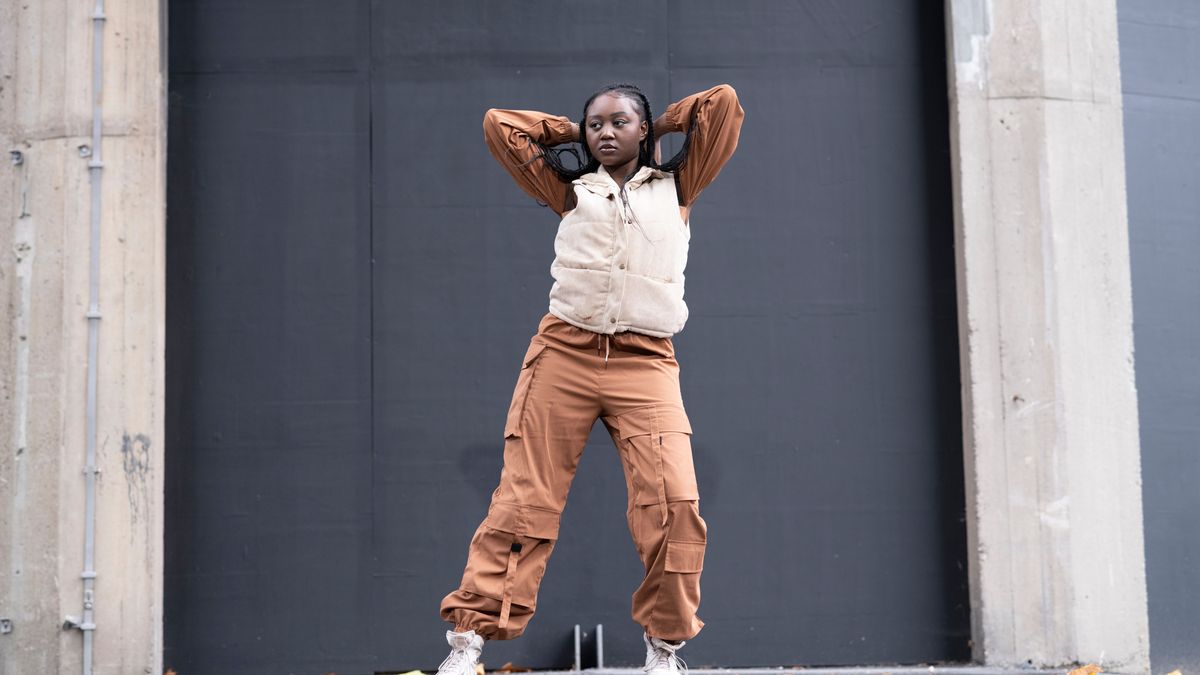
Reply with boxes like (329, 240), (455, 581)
(482, 84), (745, 219)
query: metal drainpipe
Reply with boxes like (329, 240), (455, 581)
(80, 0), (107, 673)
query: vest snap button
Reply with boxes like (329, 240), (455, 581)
(619, 263), (626, 270)
(610, 318), (616, 324)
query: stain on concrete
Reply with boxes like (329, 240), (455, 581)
(121, 433), (151, 526)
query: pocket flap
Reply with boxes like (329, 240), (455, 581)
(664, 539), (705, 573)
(521, 340), (548, 368)
(617, 404), (692, 439)
(486, 501), (561, 541)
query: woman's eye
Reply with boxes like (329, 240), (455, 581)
(614, 120), (626, 127)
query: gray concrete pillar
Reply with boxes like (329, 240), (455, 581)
(944, 0), (1150, 671)
(0, 0), (166, 673)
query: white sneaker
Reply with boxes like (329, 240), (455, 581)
(437, 629), (484, 675)
(643, 632), (688, 675)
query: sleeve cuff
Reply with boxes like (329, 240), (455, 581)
(542, 116), (578, 145)
(661, 103), (686, 134)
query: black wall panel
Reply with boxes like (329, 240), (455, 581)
(1118, 2), (1200, 673)
(167, 2), (967, 672)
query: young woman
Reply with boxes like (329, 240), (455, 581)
(437, 83), (743, 675)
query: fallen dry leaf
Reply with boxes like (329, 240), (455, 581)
(498, 663), (533, 673)
(1165, 671), (1181, 675)
(1067, 664), (1102, 675)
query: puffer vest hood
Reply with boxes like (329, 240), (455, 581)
(547, 163), (690, 337)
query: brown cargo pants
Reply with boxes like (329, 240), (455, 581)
(440, 313), (707, 642)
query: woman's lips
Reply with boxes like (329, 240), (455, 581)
(599, 145), (617, 153)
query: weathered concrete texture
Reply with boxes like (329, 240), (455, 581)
(945, 0), (1149, 672)
(0, 0), (166, 673)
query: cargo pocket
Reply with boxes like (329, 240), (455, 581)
(664, 539), (706, 573)
(616, 404), (699, 508)
(503, 339), (549, 438)
(461, 502), (560, 627)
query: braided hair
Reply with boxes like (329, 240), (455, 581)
(533, 83), (694, 182)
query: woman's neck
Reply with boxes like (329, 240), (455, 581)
(605, 160), (639, 187)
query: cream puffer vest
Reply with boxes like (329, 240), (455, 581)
(547, 163), (690, 338)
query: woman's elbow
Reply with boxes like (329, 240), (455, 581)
(482, 108), (500, 132)
(705, 85), (744, 126)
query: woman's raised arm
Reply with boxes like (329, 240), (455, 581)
(482, 109), (579, 217)
(655, 84), (745, 212)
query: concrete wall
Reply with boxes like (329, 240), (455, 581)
(0, 0), (166, 673)
(1117, 2), (1200, 673)
(944, 0), (1150, 671)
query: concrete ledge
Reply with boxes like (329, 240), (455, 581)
(511, 662), (1065, 667)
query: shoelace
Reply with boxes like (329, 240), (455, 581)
(645, 641), (688, 675)
(438, 646), (474, 675)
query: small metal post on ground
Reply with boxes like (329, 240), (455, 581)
(595, 624), (604, 669)
(573, 624), (581, 671)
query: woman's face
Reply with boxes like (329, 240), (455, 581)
(584, 93), (647, 171)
